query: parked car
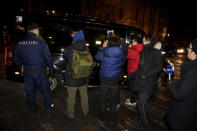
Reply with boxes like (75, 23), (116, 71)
(5, 14), (144, 93)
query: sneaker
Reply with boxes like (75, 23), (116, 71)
(108, 119), (116, 125)
(96, 118), (105, 124)
(46, 108), (55, 118)
(106, 107), (110, 111)
(116, 104), (121, 111)
(125, 98), (130, 102)
(124, 101), (136, 106)
(83, 112), (88, 117)
(64, 112), (74, 119)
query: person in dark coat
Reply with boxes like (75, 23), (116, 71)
(133, 34), (163, 128)
(12, 23), (54, 113)
(148, 40), (167, 103)
(63, 30), (89, 119)
(96, 35), (126, 124)
(164, 38), (197, 131)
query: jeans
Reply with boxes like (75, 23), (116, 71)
(100, 83), (119, 121)
(137, 92), (151, 125)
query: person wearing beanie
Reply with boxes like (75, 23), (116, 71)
(164, 38), (197, 131)
(73, 30), (84, 41)
(63, 30), (91, 119)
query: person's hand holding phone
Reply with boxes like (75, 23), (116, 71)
(103, 40), (108, 47)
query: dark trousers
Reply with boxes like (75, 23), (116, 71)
(137, 92), (151, 125)
(117, 87), (120, 104)
(128, 78), (137, 103)
(24, 72), (53, 109)
(100, 83), (119, 121)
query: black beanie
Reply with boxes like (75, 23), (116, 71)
(191, 38), (197, 54)
(27, 23), (39, 31)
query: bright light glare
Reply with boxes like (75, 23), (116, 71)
(61, 48), (64, 52)
(177, 48), (185, 53)
(96, 41), (101, 45)
(59, 57), (64, 61)
(123, 75), (127, 78)
(48, 36), (53, 39)
(15, 72), (20, 75)
(86, 43), (89, 46)
(161, 51), (166, 55)
(52, 10), (56, 14)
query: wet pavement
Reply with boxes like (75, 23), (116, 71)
(0, 79), (171, 131)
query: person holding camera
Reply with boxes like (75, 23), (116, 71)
(95, 35), (126, 124)
(164, 39), (197, 131)
(125, 35), (143, 106)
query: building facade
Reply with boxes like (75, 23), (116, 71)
(81, 0), (169, 40)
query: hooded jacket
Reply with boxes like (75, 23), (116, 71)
(96, 46), (125, 79)
(63, 30), (88, 87)
(126, 44), (143, 74)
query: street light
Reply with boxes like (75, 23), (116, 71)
(52, 10), (56, 15)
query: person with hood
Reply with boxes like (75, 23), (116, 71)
(133, 34), (163, 129)
(95, 35), (126, 124)
(125, 35), (143, 106)
(63, 30), (90, 119)
(164, 39), (197, 131)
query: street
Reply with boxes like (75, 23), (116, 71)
(0, 52), (186, 131)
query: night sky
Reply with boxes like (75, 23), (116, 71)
(167, 0), (197, 39)
(1, 0), (196, 39)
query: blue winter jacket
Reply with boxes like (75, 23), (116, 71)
(13, 32), (53, 72)
(96, 47), (125, 78)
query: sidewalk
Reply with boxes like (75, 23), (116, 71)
(0, 80), (170, 131)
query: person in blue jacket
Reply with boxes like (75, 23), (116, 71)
(96, 35), (126, 124)
(12, 23), (54, 114)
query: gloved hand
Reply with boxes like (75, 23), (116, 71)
(49, 71), (55, 79)
(166, 79), (174, 90)
(167, 79), (173, 86)
(141, 75), (146, 79)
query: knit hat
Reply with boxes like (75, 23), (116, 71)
(27, 22), (39, 31)
(191, 38), (197, 54)
(73, 30), (84, 41)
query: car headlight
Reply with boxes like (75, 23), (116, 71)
(177, 48), (185, 53)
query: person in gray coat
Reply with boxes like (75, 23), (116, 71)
(164, 38), (197, 131)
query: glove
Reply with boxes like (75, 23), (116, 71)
(167, 79), (173, 86)
(49, 71), (55, 79)
(142, 75), (146, 79)
(166, 79), (174, 90)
